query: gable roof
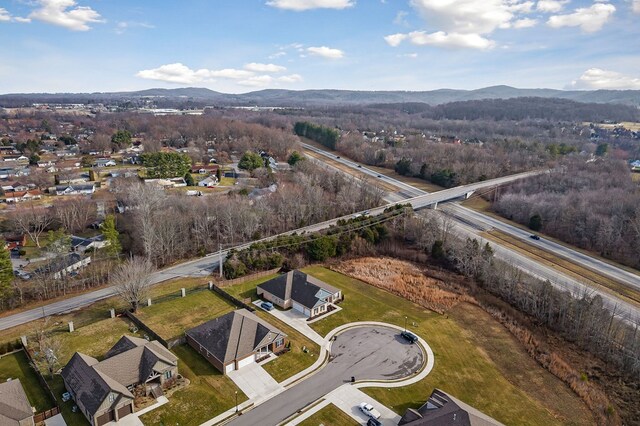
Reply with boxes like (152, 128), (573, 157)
(61, 336), (177, 417)
(0, 379), (33, 425)
(186, 309), (286, 364)
(34, 253), (84, 275)
(258, 270), (340, 310)
(398, 389), (504, 426)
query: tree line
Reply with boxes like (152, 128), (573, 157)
(294, 121), (339, 150)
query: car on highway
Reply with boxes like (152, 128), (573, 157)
(529, 234), (541, 240)
(260, 301), (274, 311)
(377, 174), (382, 178)
(357, 164), (362, 168)
(359, 403), (381, 419)
(336, 156), (340, 159)
(400, 330), (418, 344)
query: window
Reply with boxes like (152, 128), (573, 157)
(275, 338), (284, 347)
(108, 393), (115, 403)
(164, 370), (172, 380)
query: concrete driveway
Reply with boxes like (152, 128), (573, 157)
(256, 302), (325, 346)
(227, 325), (424, 426)
(227, 362), (283, 402)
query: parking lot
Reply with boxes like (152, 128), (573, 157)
(228, 325), (424, 426)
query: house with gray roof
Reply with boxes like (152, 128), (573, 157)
(34, 253), (91, 280)
(257, 270), (342, 318)
(0, 379), (35, 426)
(61, 336), (178, 426)
(186, 309), (287, 375)
(398, 389), (504, 426)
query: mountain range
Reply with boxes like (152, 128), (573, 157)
(2, 85), (640, 107)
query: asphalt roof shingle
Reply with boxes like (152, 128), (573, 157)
(257, 270), (340, 310)
(0, 379), (33, 425)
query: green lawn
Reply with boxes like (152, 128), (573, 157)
(139, 344), (247, 426)
(135, 290), (236, 340)
(48, 375), (90, 426)
(0, 351), (55, 412)
(302, 266), (593, 426)
(223, 273), (279, 301)
(299, 403), (358, 426)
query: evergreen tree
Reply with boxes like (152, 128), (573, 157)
(103, 215), (122, 258)
(0, 241), (13, 303)
(184, 172), (195, 186)
(529, 214), (543, 231)
(238, 151), (264, 171)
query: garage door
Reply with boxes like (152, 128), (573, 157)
(96, 410), (115, 426)
(225, 363), (235, 374)
(117, 404), (133, 419)
(237, 354), (255, 369)
(292, 302), (306, 315)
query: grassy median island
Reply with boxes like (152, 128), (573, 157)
(298, 403), (358, 426)
(303, 266), (594, 426)
(139, 344), (247, 426)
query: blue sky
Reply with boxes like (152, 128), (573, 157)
(0, 0), (638, 93)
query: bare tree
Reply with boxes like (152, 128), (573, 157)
(30, 319), (62, 379)
(112, 257), (154, 312)
(9, 203), (54, 248)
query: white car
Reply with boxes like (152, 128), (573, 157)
(359, 402), (381, 419)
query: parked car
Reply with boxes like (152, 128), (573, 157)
(400, 330), (418, 344)
(359, 403), (381, 419)
(529, 234), (541, 240)
(260, 301), (274, 311)
(367, 418), (383, 426)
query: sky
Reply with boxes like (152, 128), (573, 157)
(0, 0), (639, 94)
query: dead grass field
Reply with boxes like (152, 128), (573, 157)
(483, 230), (640, 307)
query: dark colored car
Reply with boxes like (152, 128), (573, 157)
(401, 330), (419, 344)
(357, 164), (362, 168)
(260, 301), (274, 311)
(529, 234), (541, 240)
(367, 417), (383, 426)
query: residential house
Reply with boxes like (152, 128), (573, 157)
(2, 190), (43, 203)
(197, 176), (219, 188)
(34, 253), (91, 279)
(257, 270), (342, 318)
(2, 155), (29, 163)
(630, 160), (640, 171)
(4, 234), (27, 250)
(186, 309), (287, 375)
(248, 184), (277, 201)
(144, 177), (186, 189)
(398, 389), (504, 426)
(54, 184), (95, 196)
(0, 379), (35, 426)
(192, 165), (218, 175)
(94, 158), (117, 167)
(71, 235), (109, 253)
(1, 181), (31, 192)
(62, 336), (178, 426)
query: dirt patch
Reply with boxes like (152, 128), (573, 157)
(334, 257), (470, 314)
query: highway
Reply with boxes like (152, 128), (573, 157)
(303, 143), (640, 321)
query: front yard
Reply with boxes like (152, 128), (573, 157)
(139, 344), (247, 426)
(302, 266), (594, 426)
(298, 403), (358, 426)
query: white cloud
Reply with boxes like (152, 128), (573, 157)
(266, 0), (354, 11)
(536, 0), (569, 13)
(633, 0), (640, 13)
(387, 0), (536, 50)
(244, 63), (287, 73)
(208, 69), (255, 79)
(0, 8), (11, 22)
(28, 0), (103, 31)
(570, 68), (640, 90)
(512, 18), (538, 28)
(306, 46), (345, 59)
(115, 21), (154, 35)
(136, 63), (302, 87)
(136, 63), (214, 85)
(393, 10), (410, 26)
(547, 3), (616, 32)
(401, 30), (496, 49)
(14, 17), (32, 23)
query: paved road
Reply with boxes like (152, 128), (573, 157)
(303, 143), (640, 321)
(228, 326), (424, 426)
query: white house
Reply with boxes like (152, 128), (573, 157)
(54, 184), (96, 196)
(198, 176), (219, 188)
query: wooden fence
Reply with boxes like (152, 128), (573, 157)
(215, 268), (281, 287)
(34, 407), (60, 423)
(210, 284), (256, 312)
(123, 311), (170, 348)
(21, 347), (61, 423)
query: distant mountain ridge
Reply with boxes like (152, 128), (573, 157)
(2, 85), (640, 107)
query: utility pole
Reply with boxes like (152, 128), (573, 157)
(219, 243), (223, 278)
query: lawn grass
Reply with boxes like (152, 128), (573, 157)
(298, 403), (358, 426)
(0, 350), (56, 412)
(302, 266), (593, 426)
(256, 311), (320, 383)
(48, 375), (90, 426)
(632, 172), (640, 183)
(219, 177), (236, 186)
(483, 230), (640, 307)
(222, 273), (279, 301)
(139, 344), (247, 426)
(135, 290), (236, 340)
